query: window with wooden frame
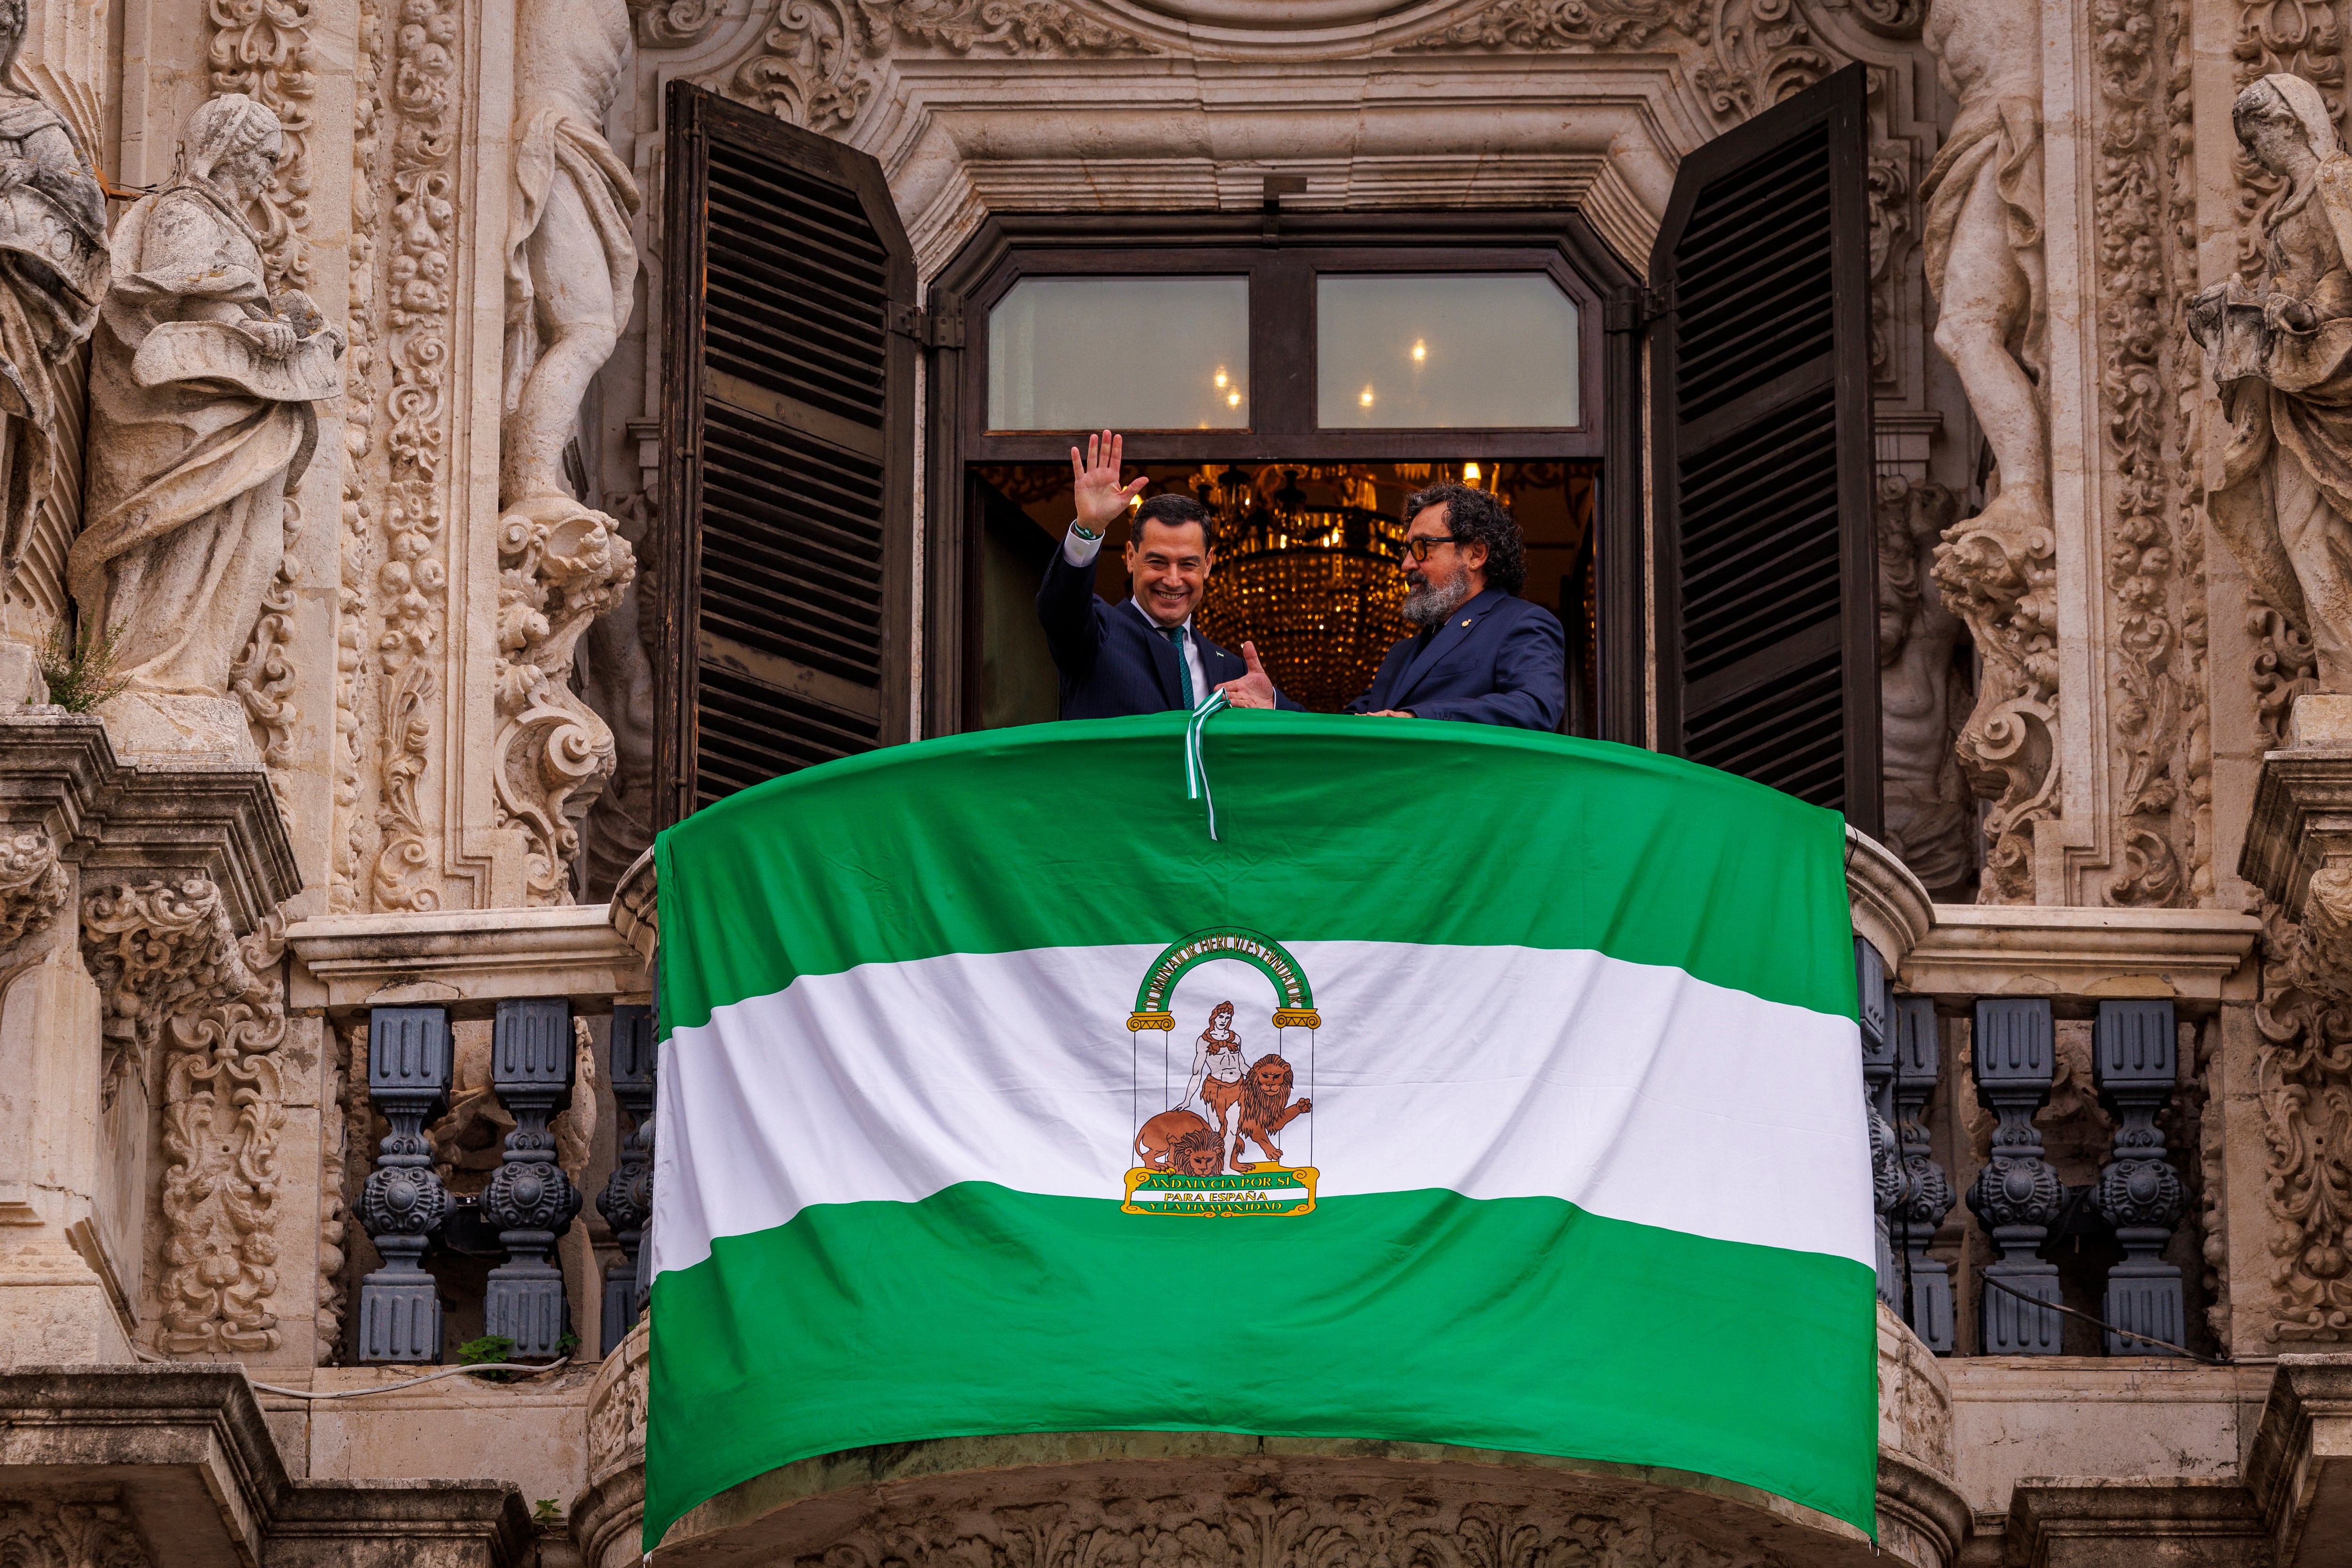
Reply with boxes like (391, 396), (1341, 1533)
(919, 213), (1645, 745)
(653, 82), (917, 829)
(1648, 65), (1882, 835)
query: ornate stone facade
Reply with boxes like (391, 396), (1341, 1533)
(3, 0), (2352, 1564)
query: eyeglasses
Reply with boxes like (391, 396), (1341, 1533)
(1399, 533), (1466, 563)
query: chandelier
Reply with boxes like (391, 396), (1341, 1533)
(1193, 466), (1412, 712)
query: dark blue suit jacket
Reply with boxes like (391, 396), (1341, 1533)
(1346, 587), (1567, 731)
(1036, 543), (1301, 719)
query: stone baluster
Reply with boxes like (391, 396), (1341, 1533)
(483, 998), (582, 1357)
(2093, 999), (2188, 1356)
(1891, 996), (1955, 1353)
(1967, 999), (2064, 1354)
(1856, 939), (1901, 1312)
(598, 1003), (655, 1354)
(355, 1006), (453, 1363)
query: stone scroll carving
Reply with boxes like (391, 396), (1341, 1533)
(66, 94), (343, 759)
(732, 0), (1156, 130)
(0, 0), (106, 614)
(80, 877), (290, 1355)
(1921, 0), (2057, 905)
(765, 1493), (1785, 1568)
(2193, 74), (2352, 694)
(0, 826), (65, 949)
(497, 0), (641, 904)
(0, 1496), (151, 1568)
(2252, 901), (2352, 1341)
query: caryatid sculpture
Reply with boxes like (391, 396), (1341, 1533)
(0, 0), (106, 610)
(1920, 0), (2049, 539)
(495, 0), (641, 903)
(66, 94), (342, 750)
(2191, 74), (2352, 691)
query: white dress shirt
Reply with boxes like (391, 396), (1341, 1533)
(1064, 526), (1211, 707)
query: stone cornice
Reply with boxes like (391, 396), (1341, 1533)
(2244, 1353), (2352, 1568)
(0, 712), (301, 934)
(1849, 827), (1936, 971)
(1898, 905), (2260, 1008)
(0, 1365), (536, 1568)
(0, 1365), (286, 1565)
(284, 905), (650, 1011)
(2005, 1478), (2265, 1567)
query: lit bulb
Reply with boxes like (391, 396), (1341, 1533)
(1214, 368), (1229, 389)
(1128, 491), (1143, 509)
(1463, 462), (1483, 484)
(1226, 390), (1241, 407)
(1411, 340), (1427, 363)
(1359, 386), (1375, 408)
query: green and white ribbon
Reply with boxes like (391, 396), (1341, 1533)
(1184, 689), (1232, 840)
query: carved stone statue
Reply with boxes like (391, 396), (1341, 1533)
(503, 0), (639, 516)
(1920, 0), (2048, 538)
(494, 0), (641, 903)
(65, 94), (342, 755)
(0, 0), (105, 611)
(2191, 74), (2352, 691)
(1877, 478), (1974, 899)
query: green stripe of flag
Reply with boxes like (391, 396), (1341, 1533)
(644, 1184), (1879, 1549)
(654, 712), (1855, 1033)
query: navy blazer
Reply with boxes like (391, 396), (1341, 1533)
(1346, 587), (1567, 731)
(1035, 542), (1301, 719)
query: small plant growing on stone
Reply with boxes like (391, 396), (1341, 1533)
(36, 619), (130, 714)
(555, 1330), (580, 1357)
(456, 1333), (518, 1382)
(533, 1499), (561, 1524)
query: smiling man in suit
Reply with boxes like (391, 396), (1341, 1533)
(1226, 480), (1564, 728)
(1037, 430), (1295, 719)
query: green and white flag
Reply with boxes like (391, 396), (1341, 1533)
(645, 712), (1876, 1550)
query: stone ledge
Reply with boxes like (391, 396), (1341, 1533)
(0, 1365), (540, 1568)
(0, 711), (299, 934)
(652, 1430), (1931, 1568)
(2004, 1478), (2266, 1568)
(1898, 905), (2259, 1007)
(610, 848), (654, 963)
(284, 906), (650, 1012)
(2244, 1353), (2352, 1568)
(1850, 828), (1935, 971)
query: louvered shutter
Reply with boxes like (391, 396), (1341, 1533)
(655, 82), (916, 827)
(1649, 64), (1881, 836)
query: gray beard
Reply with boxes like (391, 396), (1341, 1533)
(1401, 574), (1473, 628)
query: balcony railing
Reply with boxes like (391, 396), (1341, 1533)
(351, 999), (658, 1364)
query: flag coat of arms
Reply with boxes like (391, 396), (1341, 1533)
(645, 712), (1877, 1550)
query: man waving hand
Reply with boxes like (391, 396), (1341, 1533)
(1035, 430), (1295, 719)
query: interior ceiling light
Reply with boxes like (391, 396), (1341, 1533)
(1194, 464), (1410, 712)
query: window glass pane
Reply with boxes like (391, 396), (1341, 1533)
(1317, 274), (1579, 428)
(988, 276), (1249, 430)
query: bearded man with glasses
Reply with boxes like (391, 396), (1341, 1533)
(1226, 482), (1565, 729)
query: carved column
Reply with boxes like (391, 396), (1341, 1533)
(2093, 999), (2188, 1356)
(598, 1003), (654, 1355)
(1967, 999), (2064, 1354)
(355, 1006), (452, 1363)
(1858, 940), (1901, 1311)
(1892, 996), (1956, 1354)
(483, 998), (580, 1356)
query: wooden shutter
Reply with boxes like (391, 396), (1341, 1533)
(655, 83), (916, 827)
(1649, 64), (1881, 835)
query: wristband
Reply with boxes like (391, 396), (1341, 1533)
(1071, 523), (1102, 541)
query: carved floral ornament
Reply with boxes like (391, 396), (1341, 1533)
(759, 1492), (1788, 1568)
(693, 0), (1915, 129)
(80, 878), (291, 1355)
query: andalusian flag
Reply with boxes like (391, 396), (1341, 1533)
(645, 712), (1876, 1549)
